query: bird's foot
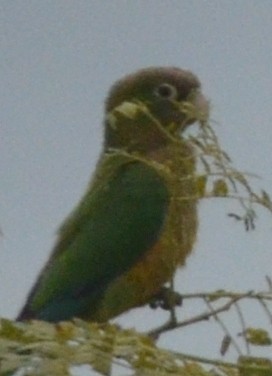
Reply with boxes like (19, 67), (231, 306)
(149, 287), (182, 310)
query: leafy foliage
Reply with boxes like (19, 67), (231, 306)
(2, 104), (272, 375)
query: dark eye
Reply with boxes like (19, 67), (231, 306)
(154, 83), (178, 99)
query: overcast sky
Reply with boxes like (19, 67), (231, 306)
(1, 1), (272, 370)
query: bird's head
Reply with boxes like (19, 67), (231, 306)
(104, 67), (209, 152)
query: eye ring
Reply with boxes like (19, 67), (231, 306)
(154, 83), (178, 100)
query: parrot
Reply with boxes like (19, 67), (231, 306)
(17, 67), (209, 323)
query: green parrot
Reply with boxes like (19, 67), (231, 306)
(17, 67), (209, 322)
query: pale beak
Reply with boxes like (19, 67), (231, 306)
(192, 91), (210, 123)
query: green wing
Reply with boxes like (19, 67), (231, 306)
(17, 155), (169, 321)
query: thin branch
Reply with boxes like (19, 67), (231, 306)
(147, 295), (243, 338)
(257, 297), (272, 326)
(233, 301), (250, 355)
(181, 290), (272, 301)
(203, 297), (242, 355)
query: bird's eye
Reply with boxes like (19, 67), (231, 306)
(154, 83), (178, 100)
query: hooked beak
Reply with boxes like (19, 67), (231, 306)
(165, 91), (209, 135)
(182, 90), (209, 124)
(192, 90), (210, 123)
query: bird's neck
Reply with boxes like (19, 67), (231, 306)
(103, 111), (174, 155)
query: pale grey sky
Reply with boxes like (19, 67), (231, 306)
(1, 0), (272, 367)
